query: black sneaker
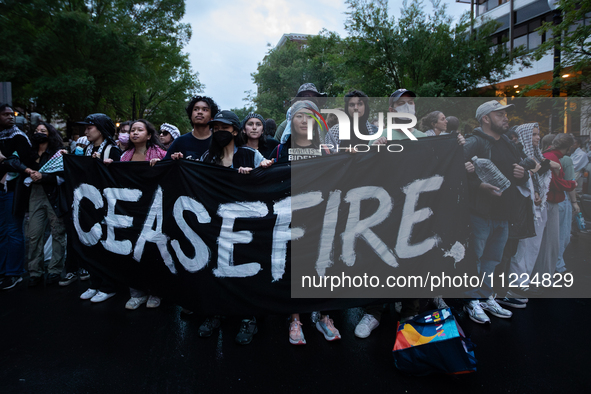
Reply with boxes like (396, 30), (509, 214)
(59, 272), (78, 286)
(496, 297), (527, 309)
(2, 276), (23, 290)
(79, 269), (90, 281)
(198, 316), (222, 337)
(46, 273), (61, 285)
(28, 275), (43, 287)
(235, 319), (258, 345)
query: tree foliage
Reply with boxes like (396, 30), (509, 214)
(527, 0), (591, 97)
(252, 0), (531, 118)
(0, 0), (201, 132)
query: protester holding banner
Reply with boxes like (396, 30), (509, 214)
(164, 96), (218, 161)
(237, 113), (278, 159)
(78, 113), (121, 302)
(200, 110), (272, 174)
(269, 100), (342, 344)
(26, 121), (67, 287)
(117, 119), (167, 309)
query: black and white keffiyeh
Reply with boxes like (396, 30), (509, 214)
(515, 122), (551, 209)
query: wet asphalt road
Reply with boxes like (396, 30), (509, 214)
(2, 232), (591, 394)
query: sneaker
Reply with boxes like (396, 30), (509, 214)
(146, 295), (161, 308)
(463, 300), (491, 324)
(125, 296), (149, 310)
(90, 291), (116, 303)
(235, 319), (258, 345)
(481, 296), (512, 319)
(310, 311), (321, 324)
(79, 269), (90, 281)
(46, 273), (61, 284)
(316, 315), (341, 341)
(198, 316), (222, 338)
(496, 296), (527, 309)
(506, 290), (528, 303)
(289, 319), (306, 345)
(80, 288), (98, 300)
(59, 272), (78, 286)
(28, 275), (43, 287)
(432, 296), (448, 309)
(180, 307), (194, 315)
(354, 314), (380, 339)
(1, 276), (23, 290)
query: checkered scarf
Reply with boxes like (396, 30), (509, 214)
(515, 123), (551, 209)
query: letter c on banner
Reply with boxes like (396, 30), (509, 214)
(73, 183), (104, 246)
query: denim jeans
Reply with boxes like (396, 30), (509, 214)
(467, 214), (509, 298)
(0, 190), (25, 277)
(556, 193), (572, 273)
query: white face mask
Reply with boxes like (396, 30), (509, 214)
(395, 103), (415, 117)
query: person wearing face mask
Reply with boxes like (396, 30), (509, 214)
(26, 121), (67, 286)
(196, 110), (272, 345)
(74, 136), (89, 156)
(200, 110), (272, 173)
(237, 113), (278, 159)
(117, 121), (131, 151)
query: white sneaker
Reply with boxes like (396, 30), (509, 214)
(90, 291), (116, 303)
(80, 288), (98, 300)
(463, 300), (491, 324)
(481, 296), (512, 319)
(125, 296), (149, 310)
(146, 295), (161, 308)
(354, 314), (380, 338)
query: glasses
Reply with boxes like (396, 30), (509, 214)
(159, 131), (169, 136)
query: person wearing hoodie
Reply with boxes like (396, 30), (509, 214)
(274, 83), (328, 142)
(76, 113), (121, 302)
(462, 100), (529, 324)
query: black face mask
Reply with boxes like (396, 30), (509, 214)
(213, 130), (234, 147)
(32, 133), (49, 143)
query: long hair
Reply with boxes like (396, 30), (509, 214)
(237, 113), (267, 150)
(34, 121), (63, 152)
(344, 89), (370, 146)
(185, 96), (219, 126)
(546, 133), (575, 153)
(202, 126), (239, 165)
(420, 111), (443, 131)
(126, 119), (165, 152)
(288, 109), (320, 149)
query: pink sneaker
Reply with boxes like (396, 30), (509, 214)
(289, 318), (306, 345)
(316, 315), (341, 341)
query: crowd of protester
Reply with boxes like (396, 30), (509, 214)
(1, 83), (590, 347)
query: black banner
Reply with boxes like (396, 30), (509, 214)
(64, 135), (471, 315)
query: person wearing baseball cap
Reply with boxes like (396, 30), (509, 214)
(198, 109), (272, 345)
(77, 113), (121, 162)
(462, 100), (528, 325)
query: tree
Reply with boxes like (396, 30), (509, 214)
(0, 0), (201, 133)
(343, 0), (530, 97)
(526, 0), (591, 97)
